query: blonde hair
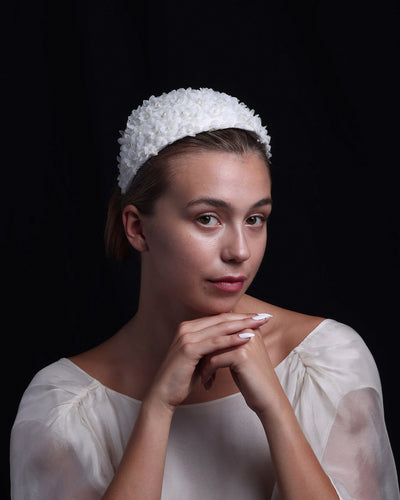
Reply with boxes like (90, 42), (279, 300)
(105, 128), (270, 261)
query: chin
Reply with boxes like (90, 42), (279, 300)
(187, 294), (244, 318)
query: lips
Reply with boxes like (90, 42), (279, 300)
(209, 276), (246, 292)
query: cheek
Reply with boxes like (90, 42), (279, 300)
(149, 228), (213, 273)
(249, 232), (267, 267)
(171, 233), (216, 269)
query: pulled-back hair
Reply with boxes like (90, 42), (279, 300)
(105, 128), (270, 261)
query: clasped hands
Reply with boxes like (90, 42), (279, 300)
(146, 312), (277, 415)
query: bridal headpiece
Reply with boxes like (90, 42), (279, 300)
(117, 88), (271, 194)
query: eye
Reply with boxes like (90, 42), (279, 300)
(196, 214), (219, 227)
(246, 215), (266, 227)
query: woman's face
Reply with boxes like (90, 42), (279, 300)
(140, 151), (272, 317)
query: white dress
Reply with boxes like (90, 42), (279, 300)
(10, 319), (399, 499)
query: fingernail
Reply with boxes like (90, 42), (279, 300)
(239, 332), (255, 339)
(252, 313), (273, 320)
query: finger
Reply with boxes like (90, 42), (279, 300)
(198, 338), (254, 385)
(178, 312), (272, 336)
(176, 328), (253, 367)
(186, 314), (271, 343)
(177, 312), (256, 335)
(202, 372), (216, 391)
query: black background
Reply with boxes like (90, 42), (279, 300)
(5, 0), (399, 495)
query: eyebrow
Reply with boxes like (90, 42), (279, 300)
(185, 197), (273, 210)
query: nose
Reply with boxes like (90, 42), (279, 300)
(221, 225), (251, 263)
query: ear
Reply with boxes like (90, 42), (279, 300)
(122, 205), (149, 252)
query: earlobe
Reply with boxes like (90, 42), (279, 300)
(122, 205), (149, 252)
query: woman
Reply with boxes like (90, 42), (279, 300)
(11, 88), (399, 499)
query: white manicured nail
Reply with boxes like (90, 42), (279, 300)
(239, 332), (255, 339)
(252, 313), (273, 320)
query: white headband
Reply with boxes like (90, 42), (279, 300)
(117, 88), (271, 194)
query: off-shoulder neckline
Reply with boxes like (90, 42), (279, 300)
(61, 318), (333, 408)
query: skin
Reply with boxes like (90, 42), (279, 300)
(71, 151), (338, 499)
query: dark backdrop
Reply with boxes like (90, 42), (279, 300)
(5, 0), (399, 495)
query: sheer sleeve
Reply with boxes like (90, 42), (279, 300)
(10, 420), (103, 500)
(322, 387), (399, 499)
(274, 320), (399, 500)
(10, 360), (121, 500)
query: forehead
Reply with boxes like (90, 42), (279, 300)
(166, 151), (271, 201)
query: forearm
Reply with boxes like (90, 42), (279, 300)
(258, 390), (339, 500)
(102, 398), (174, 500)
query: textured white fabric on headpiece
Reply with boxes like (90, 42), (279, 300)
(117, 88), (271, 194)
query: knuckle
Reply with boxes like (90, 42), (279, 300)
(236, 348), (249, 363)
(178, 321), (191, 334)
(210, 336), (224, 348)
(207, 355), (218, 369)
(180, 338), (196, 358)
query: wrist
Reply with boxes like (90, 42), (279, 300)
(254, 385), (292, 423)
(141, 392), (176, 420)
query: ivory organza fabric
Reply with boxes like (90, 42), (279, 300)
(10, 320), (399, 499)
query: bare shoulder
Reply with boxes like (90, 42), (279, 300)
(68, 322), (151, 401)
(69, 340), (117, 384)
(236, 294), (326, 367)
(68, 332), (131, 395)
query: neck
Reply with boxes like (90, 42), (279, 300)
(117, 259), (251, 376)
(104, 274), (256, 403)
(123, 275), (208, 369)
